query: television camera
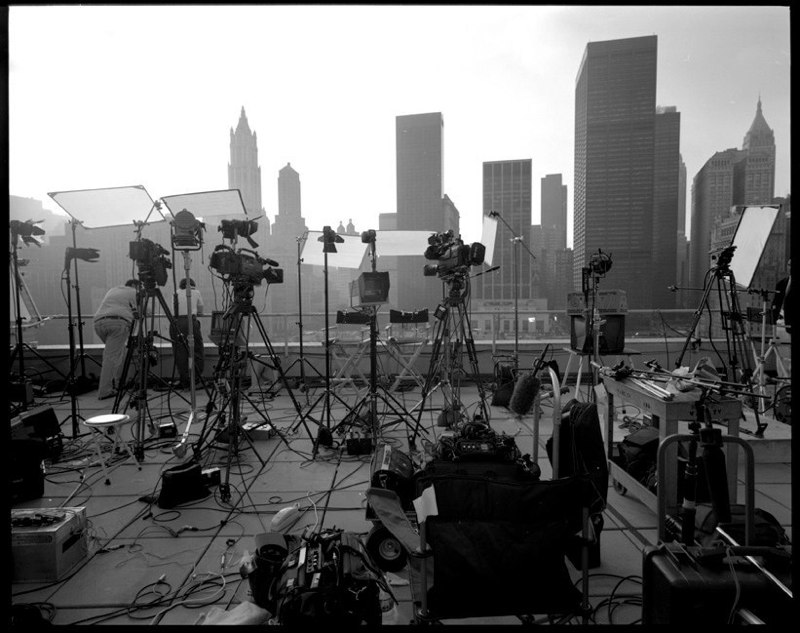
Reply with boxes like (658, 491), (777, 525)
(423, 230), (486, 278)
(209, 245), (283, 286)
(586, 248), (613, 277)
(129, 238), (172, 287)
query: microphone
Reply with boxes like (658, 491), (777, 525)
(508, 372), (541, 416)
(260, 256), (280, 267)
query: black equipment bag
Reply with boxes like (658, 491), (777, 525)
(272, 529), (383, 626)
(694, 503), (791, 547)
(411, 466), (583, 618)
(491, 361), (515, 407)
(546, 399), (608, 513)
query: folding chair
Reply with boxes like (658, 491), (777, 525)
(383, 309), (430, 392)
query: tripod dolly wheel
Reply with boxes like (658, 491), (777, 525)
(366, 523), (407, 572)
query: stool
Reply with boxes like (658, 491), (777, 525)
(81, 413), (135, 485)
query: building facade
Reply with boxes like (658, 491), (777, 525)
(574, 35), (659, 309)
(653, 106), (681, 308)
(395, 112), (446, 312)
(476, 159), (533, 302)
(689, 99), (776, 291)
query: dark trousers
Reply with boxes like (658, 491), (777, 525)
(170, 317), (204, 385)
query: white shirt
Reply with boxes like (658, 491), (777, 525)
(175, 287), (204, 317)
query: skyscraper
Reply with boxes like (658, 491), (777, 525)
(540, 174), (568, 307)
(228, 106), (270, 244)
(689, 99), (776, 290)
(574, 35), (658, 308)
(653, 106), (681, 308)
(395, 112), (445, 311)
(477, 159), (533, 302)
(267, 163), (313, 319)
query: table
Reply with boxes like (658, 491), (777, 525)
(602, 376), (742, 520)
(562, 347), (641, 401)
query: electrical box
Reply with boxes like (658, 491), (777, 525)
(11, 507), (88, 583)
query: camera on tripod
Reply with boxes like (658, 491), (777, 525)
(219, 218), (260, 248)
(209, 245), (283, 286)
(129, 238), (172, 286)
(586, 248), (613, 277)
(423, 230), (486, 278)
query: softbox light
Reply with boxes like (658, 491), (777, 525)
(48, 185), (161, 228)
(160, 189), (248, 221)
(728, 205), (781, 289)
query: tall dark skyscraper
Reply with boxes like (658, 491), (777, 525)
(653, 106), (681, 308)
(539, 174), (568, 307)
(477, 159), (533, 302)
(228, 106), (270, 244)
(574, 35), (658, 308)
(689, 99), (776, 291)
(395, 112), (446, 311)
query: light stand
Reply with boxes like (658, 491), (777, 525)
(170, 209), (205, 460)
(265, 231), (324, 401)
(488, 210), (537, 372)
(10, 220), (64, 412)
(66, 218), (101, 389)
(62, 245), (100, 437)
(300, 226), (361, 458)
(335, 232), (414, 447)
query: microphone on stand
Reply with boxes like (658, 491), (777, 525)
(509, 372), (541, 416)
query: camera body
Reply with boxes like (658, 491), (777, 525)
(129, 238), (172, 286)
(423, 230), (486, 278)
(210, 245), (283, 286)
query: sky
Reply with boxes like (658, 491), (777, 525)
(7, 5), (791, 247)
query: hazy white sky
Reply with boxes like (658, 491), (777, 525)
(8, 5), (791, 245)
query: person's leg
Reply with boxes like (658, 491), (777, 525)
(105, 321), (132, 393)
(95, 322), (115, 398)
(96, 321), (129, 398)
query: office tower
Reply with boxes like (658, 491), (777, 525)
(395, 112), (445, 311)
(541, 174), (567, 255)
(653, 106), (681, 308)
(477, 159), (533, 301)
(540, 174), (568, 307)
(268, 163), (313, 319)
(228, 106), (270, 244)
(689, 99), (776, 291)
(574, 35), (658, 308)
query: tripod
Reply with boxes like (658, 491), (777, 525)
(191, 278), (317, 501)
(112, 273), (196, 461)
(409, 271), (489, 448)
(676, 246), (765, 436)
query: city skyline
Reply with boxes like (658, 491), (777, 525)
(8, 6), (791, 246)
